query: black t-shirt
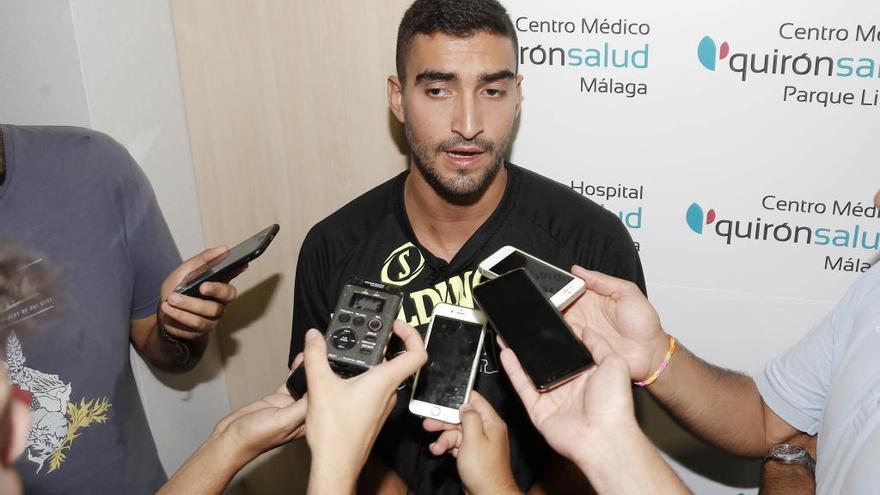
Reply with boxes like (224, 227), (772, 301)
(290, 163), (645, 494)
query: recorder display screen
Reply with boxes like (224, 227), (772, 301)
(349, 293), (385, 313)
(491, 251), (573, 296)
(412, 317), (484, 408)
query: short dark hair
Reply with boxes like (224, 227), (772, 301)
(396, 0), (518, 84)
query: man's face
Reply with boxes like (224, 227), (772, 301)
(389, 31), (522, 203)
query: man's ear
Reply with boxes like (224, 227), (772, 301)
(515, 74), (524, 116)
(388, 76), (405, 124)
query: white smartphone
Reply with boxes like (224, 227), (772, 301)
(477, 246), (586, 309)
(409, 304), (486, 424)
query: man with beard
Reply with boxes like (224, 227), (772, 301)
(288, 0), (644, 493)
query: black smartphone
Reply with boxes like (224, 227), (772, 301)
(286, 364), (307, 400)
(174, 224), (280, 297)
(473, 268), (593, 391)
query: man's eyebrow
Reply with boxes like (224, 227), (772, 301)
(480, 70), (516, 83)
(414, 71), (457, 84)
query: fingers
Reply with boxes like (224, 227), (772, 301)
(580, 330), (615, 365)
(374, 321), (427, 385)
(290, 353), (304, 371)
(195, 245), (230, 266)
(465, 391), (508, 443)
(571, 266), (637, 298)
(580, 331), (631, 380)
(430, 429), (463, 456)
(166, 292), (225, 320)
(199, 281), (238, 303)
(423, 417), (459, 432)
(159, 302), (215, 335)
(499, 348), (539, 408)
(275, 396), (308, 440)
(302, 329), (334, 384)
(459, 403), (486, 442)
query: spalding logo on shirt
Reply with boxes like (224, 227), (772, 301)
(380, 242), (498, 375)
(381, 242), (425, 286)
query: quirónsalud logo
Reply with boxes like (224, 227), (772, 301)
(686, 203), (716, 234)
(697, 36), (730, 71)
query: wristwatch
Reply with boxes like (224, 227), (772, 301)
(763, 444), (816, 474)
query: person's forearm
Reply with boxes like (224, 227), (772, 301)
(158, 436), (248, 495)
(646, 344), (774, 457)
(575, 424), (691, 495)
(141, 319), (208, 372)
(759, 461), (815, 495)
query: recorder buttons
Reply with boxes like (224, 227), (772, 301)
(364, 333), (377, 343)
(330, 328), (358, 350)
(359, 346), (373, 355)
(338, 313), (351, 324)
(353, 316), (366, 327)
(368, 318), (382, 331)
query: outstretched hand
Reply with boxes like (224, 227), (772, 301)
(563, 266), (667, 381)
(499, 329), (638, 466)
(211, 377), (307, 467)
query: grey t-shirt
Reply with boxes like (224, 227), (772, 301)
(0, 125), (180, 494)
(755, 264), (880, 494)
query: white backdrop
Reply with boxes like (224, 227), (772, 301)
(504, 0), (879, 492)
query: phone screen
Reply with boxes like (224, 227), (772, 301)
(412, 316), (484, 409)
(474, 269), (592, 389)
(490, 251), (573, 297)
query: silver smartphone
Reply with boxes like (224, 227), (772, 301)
(478, 245), (585, 309)
(409, 303), (486, 424)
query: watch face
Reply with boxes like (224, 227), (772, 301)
(771, 443), (806, 461)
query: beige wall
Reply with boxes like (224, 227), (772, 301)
(171, 1), (410, 492)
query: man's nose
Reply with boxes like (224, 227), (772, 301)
(451, 94), (484, 141)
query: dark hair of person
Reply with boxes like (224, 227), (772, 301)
(396, 0), (518, 84)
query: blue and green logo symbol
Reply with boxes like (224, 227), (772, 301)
(697, 36), (730, 71)
(686, 203), (716, 234)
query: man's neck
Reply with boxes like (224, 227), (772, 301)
(404, 164), (508, 262)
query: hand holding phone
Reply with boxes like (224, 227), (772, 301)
(409, 304), (486, 424)
(174, 224), (279, 298)
(473, 268), (592, 391)
(478, 246), (585, 309)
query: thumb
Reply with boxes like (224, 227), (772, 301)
(302, 329), (334, 384)
(190, 245), (229, 267)
(460, 404), (485, 442)
(571, 266), (633, 298)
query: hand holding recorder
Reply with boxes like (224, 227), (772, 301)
(303, 321), (427, 494)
